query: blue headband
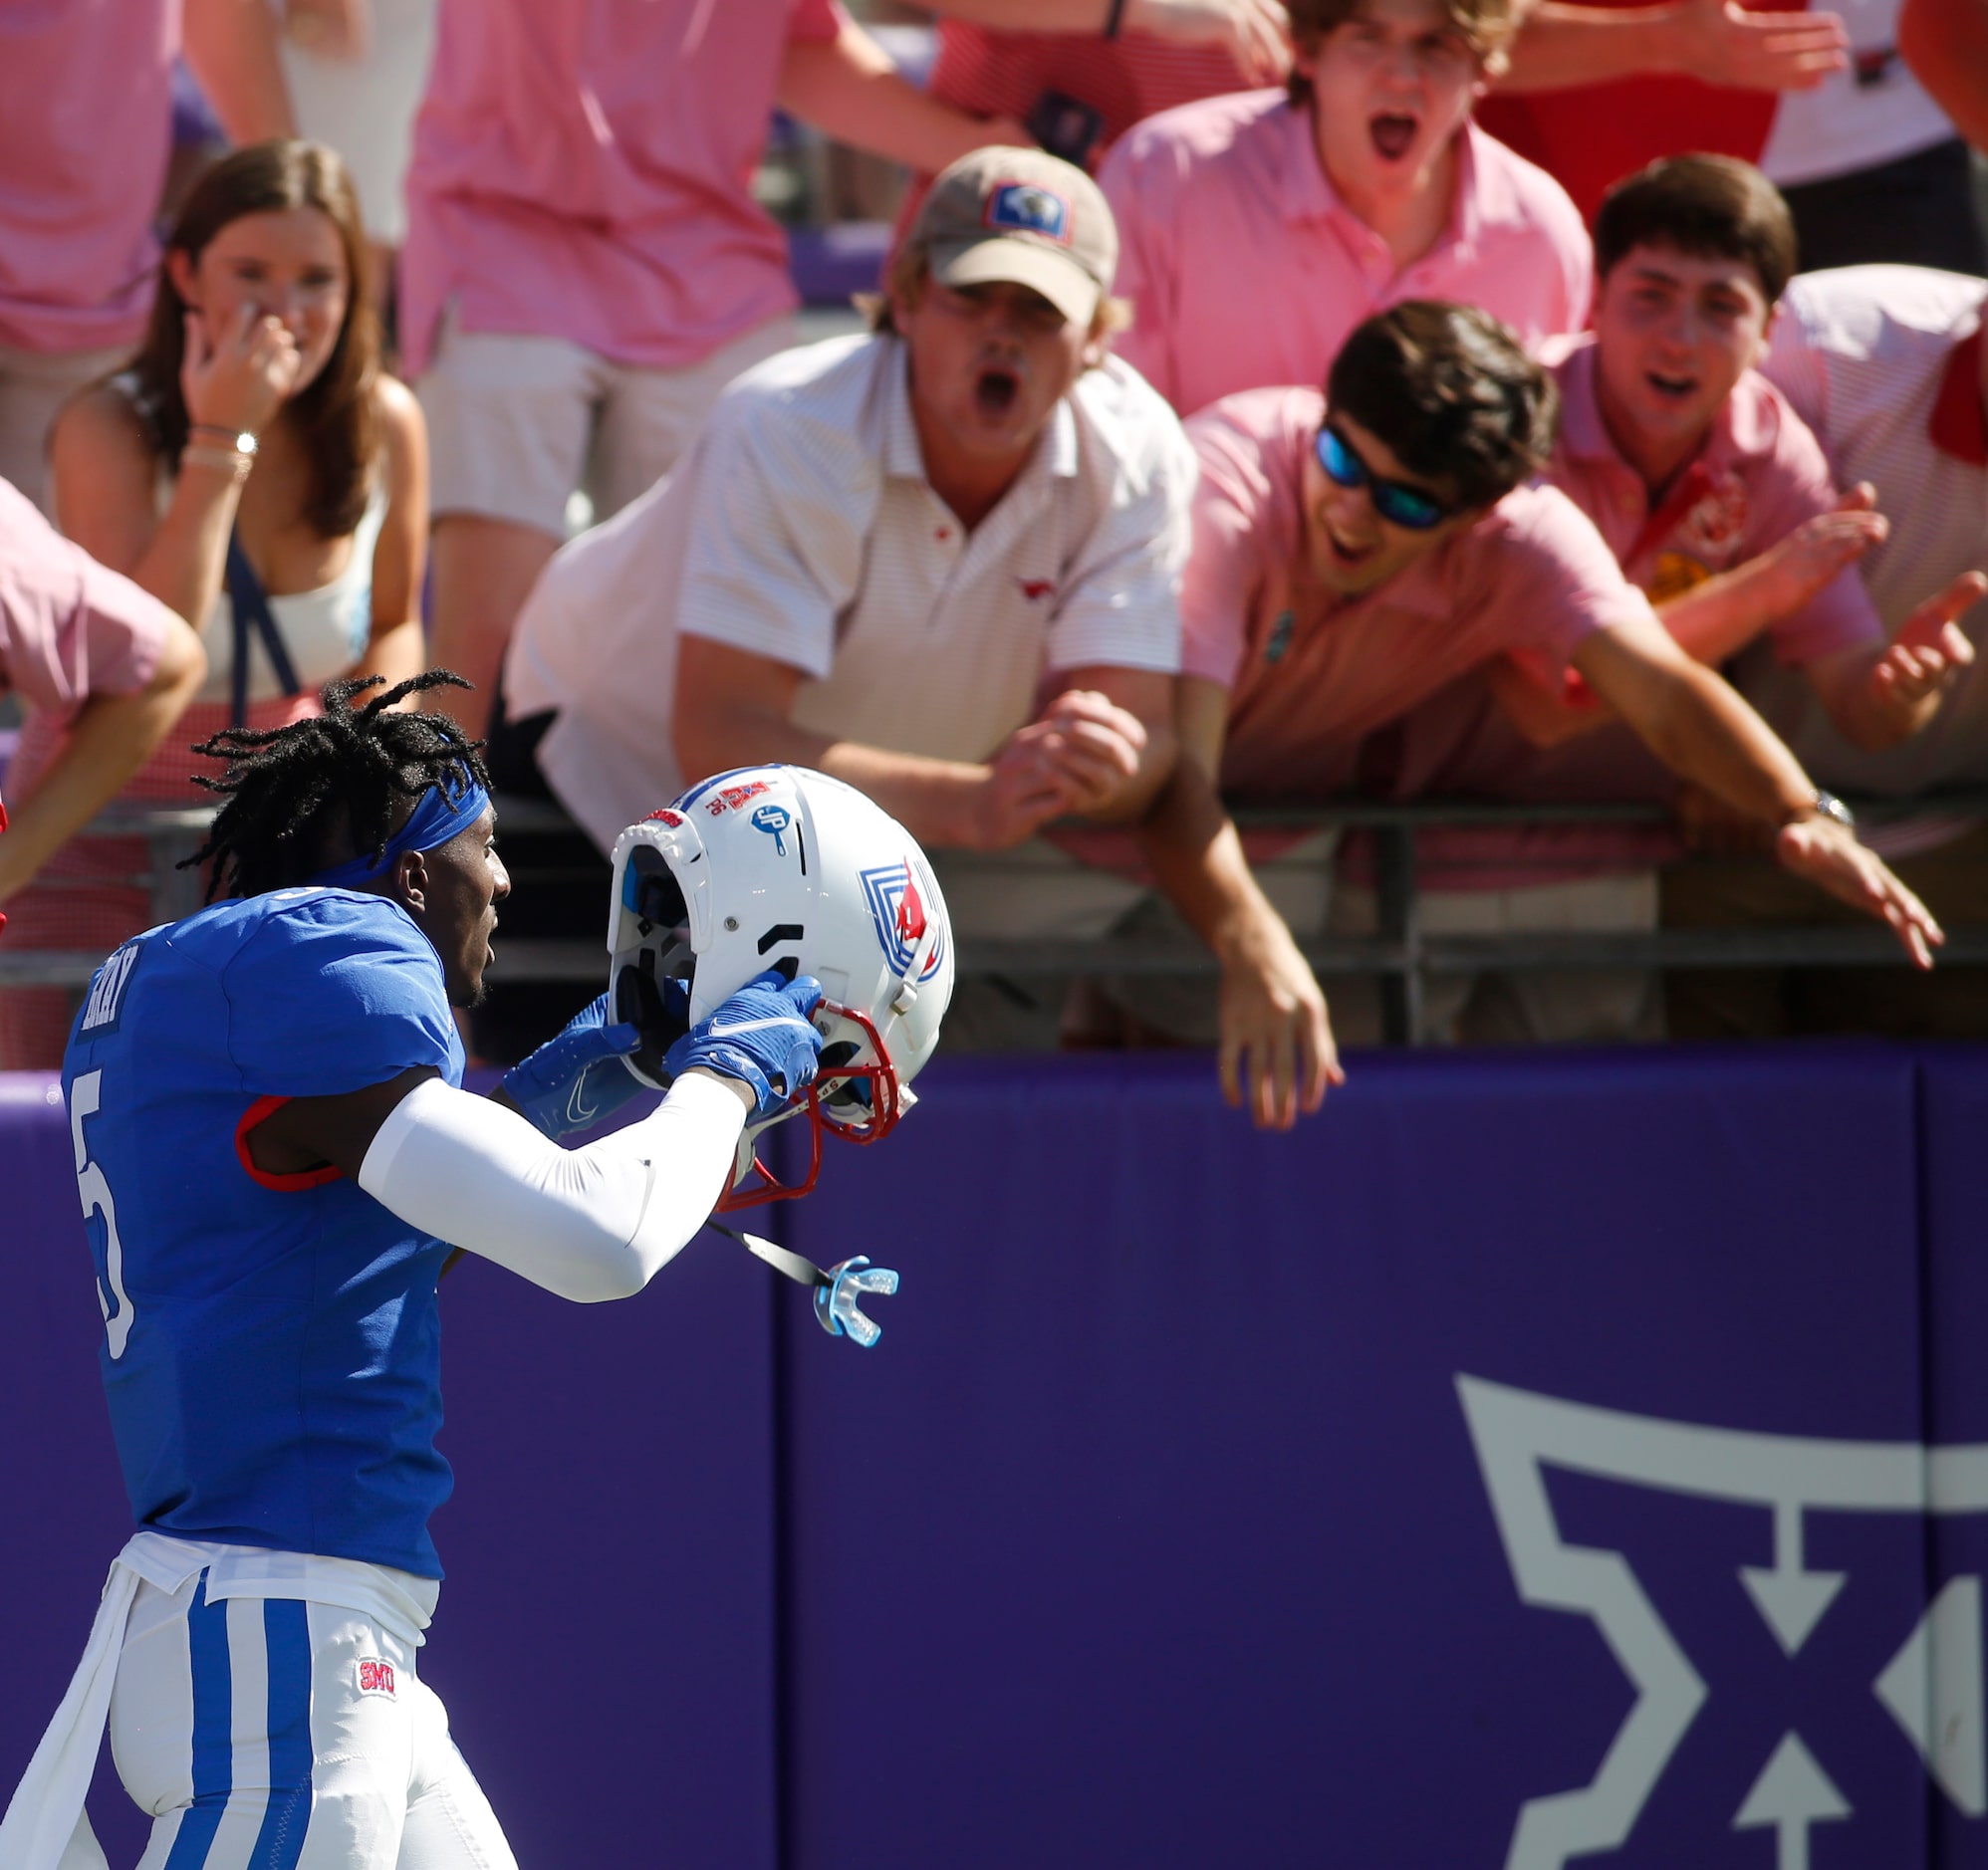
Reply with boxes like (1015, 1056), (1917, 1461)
(312, 777), (491, 889)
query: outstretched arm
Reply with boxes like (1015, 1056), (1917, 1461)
(1498, 0), (1847, 92)
(1572, 613), (1943, 966)
(245, 978), (826, 1300)
(1136, 676), (1339, 1129)
(777, 15), (1030, 173)
(928, 0), (1290, 85)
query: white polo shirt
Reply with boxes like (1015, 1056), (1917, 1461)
(504, 333), (1194, 850)
(1739, 267), (1988, 847)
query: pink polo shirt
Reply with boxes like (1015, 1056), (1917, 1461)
(0, 0), (174, 354)
(1183, 387), (1653, 801)
(1374, 340), (1886, 888)
(0, 478), (170, 716)
(1546, 336), (1883, 666)
(399, 0), (847, 377)
(1099, 94), (1593, 417)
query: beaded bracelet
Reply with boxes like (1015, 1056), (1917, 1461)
(180, 443), (254, 484)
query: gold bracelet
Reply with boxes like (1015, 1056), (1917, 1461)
(180, 443), (253, 484)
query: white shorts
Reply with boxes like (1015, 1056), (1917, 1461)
(103, 1567), (514, 1870)
(417, 307), (799, 536)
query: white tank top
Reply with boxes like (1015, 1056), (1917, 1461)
(191, 484), (386, 706)
(113, 375), (388, 706)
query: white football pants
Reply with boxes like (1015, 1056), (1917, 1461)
(84, 1567), (516, 1870)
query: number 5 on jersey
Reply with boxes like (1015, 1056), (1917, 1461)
(71, 1069), (136, 1358)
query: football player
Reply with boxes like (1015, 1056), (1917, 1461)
(0, 673), (942, 1869)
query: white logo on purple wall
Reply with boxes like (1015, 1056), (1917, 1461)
(1460, 1375), (1988, 1869)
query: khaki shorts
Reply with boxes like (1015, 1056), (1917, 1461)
(0, 340), (125, 515)
(417, 309), (798, 536)
(1330, 869), (1661, 1048)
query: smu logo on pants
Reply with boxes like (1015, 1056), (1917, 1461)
(1460, 1376), (1988, 1869)
(357, 1657), (396, 1699)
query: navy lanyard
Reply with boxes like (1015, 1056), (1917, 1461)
(223, 532), (304, 726)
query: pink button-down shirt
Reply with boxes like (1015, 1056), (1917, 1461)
(1182, 387), (1653, 801)
(1099, 93), (1593, 418)
(1546, 336), (1882, 665)
(399, 0), (845, 377)
(1, 478), (170, 717)
(0, 0), (175, 353)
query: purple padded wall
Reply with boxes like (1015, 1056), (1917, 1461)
(782, 1049), (1939, 1869)
(10, 1047), (1988, 1868)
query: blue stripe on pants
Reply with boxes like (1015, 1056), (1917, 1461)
(250, 1598), (314, 1868)
(163, 1571), (232, 1869)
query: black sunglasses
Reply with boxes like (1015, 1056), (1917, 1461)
(1315, 422), (1451, 531)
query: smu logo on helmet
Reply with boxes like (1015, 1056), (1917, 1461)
(861, 859), (945, 983)
(986, 181), (1071, 245)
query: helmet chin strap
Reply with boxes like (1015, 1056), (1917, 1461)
(705, 1220), (899, 1349)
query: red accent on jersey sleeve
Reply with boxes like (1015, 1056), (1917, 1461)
(236, 1095), (344, 1191)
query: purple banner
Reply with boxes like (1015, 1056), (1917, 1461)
(7, 1047), (1988, 1867)
(782, 1049), (1958, 1870)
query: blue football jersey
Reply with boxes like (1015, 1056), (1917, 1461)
(62, 889), (466, 1578)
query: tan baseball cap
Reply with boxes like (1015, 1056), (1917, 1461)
(909, 146), (1118, 330)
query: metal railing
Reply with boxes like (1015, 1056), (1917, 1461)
(4, 791), (1983, 1046)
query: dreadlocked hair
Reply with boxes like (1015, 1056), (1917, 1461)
(182, 670), (490, 902)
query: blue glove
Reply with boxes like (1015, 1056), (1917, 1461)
(501, 992), (644, 1138)
(665, 971), (825, 1122)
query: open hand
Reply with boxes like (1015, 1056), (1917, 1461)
(1671, 0), (1849, 89)
(1775, 815), (1943, 969)
(1760, 483), (1888, 615)
(180, 302), (303, 441)
(1866, 570), (1984, 717)
(1217, 909), (1342, 1130)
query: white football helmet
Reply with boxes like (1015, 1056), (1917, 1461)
(606, 765), (953, 1206)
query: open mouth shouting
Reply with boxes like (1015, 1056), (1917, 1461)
(1645, 370), (1700, 404)
(1369, 113), (1419, 162)
(1324, 519), (1380, 571)
(974, 362), (1022, 421)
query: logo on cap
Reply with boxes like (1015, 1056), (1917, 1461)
(986, 181), (1072, 246)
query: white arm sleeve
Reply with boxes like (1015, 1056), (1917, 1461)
(357, 1073), (748, 1302)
